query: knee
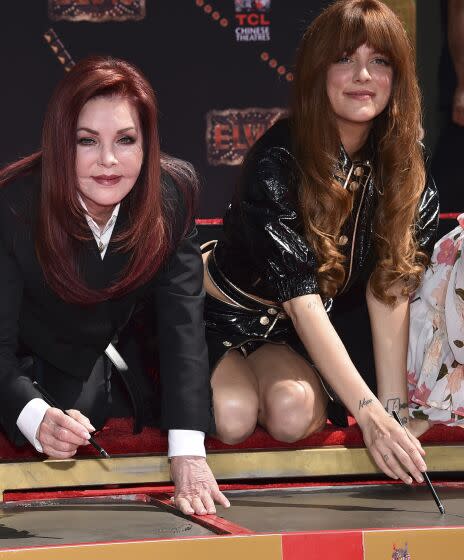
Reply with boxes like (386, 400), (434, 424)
(213, 395), (258, 445)
(264, 381), (326, 443)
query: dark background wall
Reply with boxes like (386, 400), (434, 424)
(0, 0), (335, 218)
(0, 0), (426, 221)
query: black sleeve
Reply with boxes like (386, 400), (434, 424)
(0, 198), (42, 443)
(152, 178), (213, 433)
(415, 171), (440, 257)
(237, 146), (319, 302)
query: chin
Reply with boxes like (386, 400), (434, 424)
(345, 112), (377, 125)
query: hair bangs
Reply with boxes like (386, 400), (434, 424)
(333, 3), (399, 64)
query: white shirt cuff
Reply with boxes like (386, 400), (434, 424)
(168, 429), (206, 458)
(16, 398), (50, 453)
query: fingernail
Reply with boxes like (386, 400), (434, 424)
(407, 477), (413, 485)
(418, 475), (424, 483)
(89, 424), (96, 432)
(82, 432), (91, 440)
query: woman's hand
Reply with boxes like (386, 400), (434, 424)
(37, 408), (94, 459)
(358, 403), (427, 484)
(170, 456), (230, 515)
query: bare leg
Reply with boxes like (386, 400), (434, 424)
(211, 350), (260, 445)
(246, 344), (328, 442)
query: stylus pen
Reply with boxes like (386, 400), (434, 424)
(392, 410), (444, 514)
(32, 380), (110, 459)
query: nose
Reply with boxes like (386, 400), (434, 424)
(98, 144), (118, 167)
(353, 62), (371, 83)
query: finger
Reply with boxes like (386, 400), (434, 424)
(378, 446), (413, 484)
(51, 425), (88, 446)
(43, 445), (77, 460)
(200, 492), (216, 515)
(405, 428), (426, 457)
(369, 448), (399, 480)
(396, 430), (427, 472)
(191, 495), (207, 516)
(391, 442), (424, 483)
(66, 409), (95, 432)
(39, 417), (88, 447)
(53, 411), (91, 441)
(174, 497), (194, 515)
(40, 433), (80, 453)
(212, 487), (230, 508)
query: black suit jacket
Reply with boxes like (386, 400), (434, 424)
(0, 169), (213, 443)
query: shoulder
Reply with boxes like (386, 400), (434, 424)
(0, 170), (40, 225)
(160, 161), (197, 242)
(247, 117), (294, 163)
(239, 118), (299, 200)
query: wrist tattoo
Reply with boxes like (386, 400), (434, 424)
(385, 398), (408, 415)
(359, 397), (373, 410)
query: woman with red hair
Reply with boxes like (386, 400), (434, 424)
(0, 56), (228, 516)
(204, 0), (439, 484)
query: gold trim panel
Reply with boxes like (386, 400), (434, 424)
(0, 535), (282, 560)
(0, 444), (462, 500)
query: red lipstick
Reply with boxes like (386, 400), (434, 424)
(92, 175), (122, 186)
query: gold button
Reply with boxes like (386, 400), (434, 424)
(338, 235), (349, 246)
(354, 166), (364, 177)
(349, 181), (359, 192)
(260, 316), (270, 326)
(223, 340), (232, 347)
(268, 308), (278, 315)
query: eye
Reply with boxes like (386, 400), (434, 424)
(372, 56), (391, 66)
(118, 135), (136, 144)
(77, 137), (96, 146)
(336, 55), (351, 64)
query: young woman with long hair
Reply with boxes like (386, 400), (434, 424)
(203, 0), (439, 484)
(0, 56), (228, 515)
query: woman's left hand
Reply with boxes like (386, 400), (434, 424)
(170, 456), (230, 515)
(358, 405), (427, 484)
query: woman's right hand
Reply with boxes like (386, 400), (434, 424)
(37, 408), (94, 459)
(358, 403), (427, 484)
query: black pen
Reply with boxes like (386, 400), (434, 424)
(32, 380), (110, 459)
(392, 410), (444, 514)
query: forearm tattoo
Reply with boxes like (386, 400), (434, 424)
(358, 397), (373, 410)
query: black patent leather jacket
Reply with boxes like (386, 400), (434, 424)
(215, 119), (439, 306)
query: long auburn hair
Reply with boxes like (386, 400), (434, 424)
(0, 56), (197, 305)
(292, 0), (427, 304)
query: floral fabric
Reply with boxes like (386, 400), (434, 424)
(408, 214), (464, 424)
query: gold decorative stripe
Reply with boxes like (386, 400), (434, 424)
(0, 444), (462, 501)
(0, 535), (281, 560)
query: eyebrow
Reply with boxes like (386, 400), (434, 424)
(76, 126), (137, 135)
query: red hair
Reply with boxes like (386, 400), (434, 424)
(292, 0), (426, 304)
(0, 56), (197, 304)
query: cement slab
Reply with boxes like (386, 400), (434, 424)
(0, 495), (213, 548)
(217, 484), (464, 532)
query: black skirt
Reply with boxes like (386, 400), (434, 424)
(204, 246), (348, 427)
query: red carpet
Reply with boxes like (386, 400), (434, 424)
(1, 417), (463, 460)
